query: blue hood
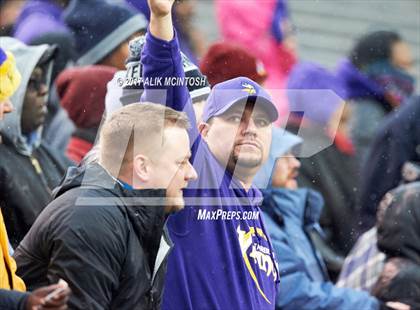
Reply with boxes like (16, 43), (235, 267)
(262, 188), (324, 227)
(254, 127), (302, 189)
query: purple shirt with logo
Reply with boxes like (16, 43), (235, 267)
(141, 32), (279, 309)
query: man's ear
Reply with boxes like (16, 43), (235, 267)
(133, 154), (150, 183)
(198, 122), (210, 140)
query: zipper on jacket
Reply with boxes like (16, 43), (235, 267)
(30, 156), (52, 195)
(151, 231), (172, 285)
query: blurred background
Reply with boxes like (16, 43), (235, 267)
(195, 0), (420, 88)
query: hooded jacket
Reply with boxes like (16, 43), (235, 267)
(374, 182), (420, 308)
(13, 0), (70, 44)
(0, 37), (70, 247)
(253, 127), (302, 190)
(286, 62), (361, 258)
(261, 188), (379, 310)
(0, 47), (26, 292)
(14, 163), (171, 309)
(255, 129), (379, 310)
(336, 59), (415, 164)
(377, 182), (420, 265)
(359, 96), (420, 229)
(288, 121), (360, 258)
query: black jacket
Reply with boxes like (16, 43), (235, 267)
(359, 96), (420, 229)
(377, 182), (420, 266)
(0, 139), (69, 247)
(374, 182), (420, 308)
(14, 163), (172, 310)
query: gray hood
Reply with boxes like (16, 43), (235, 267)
(0, 37), (51, 156)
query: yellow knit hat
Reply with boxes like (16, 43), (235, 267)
(0, 49), (21, 102)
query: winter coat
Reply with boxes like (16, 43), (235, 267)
(359, 96), (420, 229)
(288, 122), (361, 257)
(0, 37), (70, 247)
(336, 59), (415, 166)
(262, 188), (379, 310)
(373, 182), (420, 308)
(14, 163), (171, 310)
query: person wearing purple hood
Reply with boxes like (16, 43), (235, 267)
(64, 0), (148, 69)
(13, 0), (70, 44)
(141, 0), (280, 309)
(286, 62), (361, 278)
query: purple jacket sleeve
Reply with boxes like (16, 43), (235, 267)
(141, 30), (200, 148)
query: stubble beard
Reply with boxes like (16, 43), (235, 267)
(229, 150), (263, 170)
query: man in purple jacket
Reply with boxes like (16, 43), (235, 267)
(141, 0), (280, 309)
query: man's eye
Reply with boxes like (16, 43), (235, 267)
(256, 118), (269, 127)
(227, 116), (242, 123)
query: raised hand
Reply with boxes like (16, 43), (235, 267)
(148, 0), (175, 41)
(148, 0), (175, 18)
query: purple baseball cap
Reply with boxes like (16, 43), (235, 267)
(201, 77), (279, 123)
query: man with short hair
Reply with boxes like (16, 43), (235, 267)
(14, 103), (197, 309)
(142, 1), (279, 308)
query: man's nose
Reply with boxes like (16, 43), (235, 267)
(38, 83), (48, 97)
(242, 117), (258, 135)
(291, 156), (301, 169)
(186, 162), (198, 181)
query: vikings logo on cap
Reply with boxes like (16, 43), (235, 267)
(242, 82), (256, 95)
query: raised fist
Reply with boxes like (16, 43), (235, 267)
(148, 0), (175, 18)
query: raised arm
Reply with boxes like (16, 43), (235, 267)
(148, 0), (174, 41)
(141, 0), (200, 148)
